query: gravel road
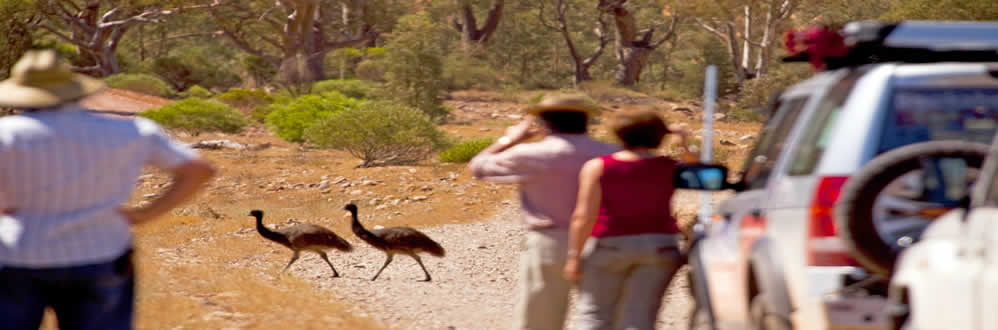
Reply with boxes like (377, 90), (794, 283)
(286, 191), (725, 330)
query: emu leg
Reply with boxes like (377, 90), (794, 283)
(371, 253), (394, 281)
(283, 250), (301, 272)
(410, 254), (432, 282)
(317, 251), (340, 278)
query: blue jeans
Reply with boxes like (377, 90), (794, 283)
(0, 250), (134, 330)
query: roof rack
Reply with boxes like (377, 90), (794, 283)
(783, 21), (998, 70)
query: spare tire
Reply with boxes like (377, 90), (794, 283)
(835, 140), (988, 277)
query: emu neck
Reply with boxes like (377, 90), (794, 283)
(255, 215), (288, 245)
(349, 209), (383, 245)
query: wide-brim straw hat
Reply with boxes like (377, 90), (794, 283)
(0, 50), (106, 108)
(524, 94), (601, 116)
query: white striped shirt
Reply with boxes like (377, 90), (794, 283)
(0, 105), (197, 267)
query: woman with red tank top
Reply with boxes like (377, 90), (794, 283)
(564, 110), (695, 330)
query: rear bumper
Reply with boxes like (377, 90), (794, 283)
(794, 266), (890, 330)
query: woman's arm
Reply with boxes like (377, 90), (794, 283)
(564, 158), (604, 282)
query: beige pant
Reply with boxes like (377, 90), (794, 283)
(574, 234), (683, 330)
(513, 229), (572, 330)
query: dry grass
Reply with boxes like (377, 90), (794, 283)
(32, 88), (760, 329)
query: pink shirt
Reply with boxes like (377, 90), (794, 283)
(470, 134), (619, 230)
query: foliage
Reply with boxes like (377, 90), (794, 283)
(312, 79), (378, 99)
(439, 138), (495, 163)
(442, 54), (502, 90)
(137, 47), (242, 91)
(734, 63), (812, 122)
(103, 73), (175, 98)
(880, 0), (998, 21)
(355, 59), (385, 81)
(305, 101), (448, 167)
(265, 92), (364, 143)
(380, 12), (453, 120)
(180, 85), (213, 99)
(214, 88), (275, 110)
(578, 81), (646, 103)
(0, 0), (34, 80)
(141, 98), (248, 135)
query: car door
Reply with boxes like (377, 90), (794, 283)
(703, 95), (809, 324)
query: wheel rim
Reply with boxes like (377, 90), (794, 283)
(870, 158), (979, 250)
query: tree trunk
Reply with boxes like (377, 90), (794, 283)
(456, 1), (504, 52)
(755, 11), (774, 76)
(724, 23), (747, 86)
(615, 46), (651, 85)
(742, 5), (753, 78)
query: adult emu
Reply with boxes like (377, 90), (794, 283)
(344, 204), (445, 281)
(250, 210), (353, 277)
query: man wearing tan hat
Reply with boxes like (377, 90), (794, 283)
(469, 95), (619, 330)
(0, 50), (215, 329)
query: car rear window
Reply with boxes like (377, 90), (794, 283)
(880, 88), (998, 153)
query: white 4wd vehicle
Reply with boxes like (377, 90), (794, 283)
(681, 21), (998, 330)
(889, 130), (998, 329)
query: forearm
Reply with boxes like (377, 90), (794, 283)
(567, 214), (595, 262)
(126, 161), (215, 224)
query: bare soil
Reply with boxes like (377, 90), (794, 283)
(36, 88), (759, 329)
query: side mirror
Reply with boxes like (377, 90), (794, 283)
(675, 164), (731, 191)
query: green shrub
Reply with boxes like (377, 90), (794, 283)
(380, 13), (451, 120)
(213, 88), (276, 122)
(439, 138), (494, 163)
(312, 79), (378, 99)
(141, 98), (248, 135)
(139, 48), (242, 91)
(103, 73), (174, 98)
(305, 101), (448, 167)
(265, 92), (364, 143)
(355, 59), (385, 82)
(214, 88), (275, 109)
(180, 85), (213, 99)
(442, 54), (502, 90)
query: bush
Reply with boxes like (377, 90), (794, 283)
(439, 138), (494, 163)
(305, 101), (448, 167)
(442, 54), (502, 90)
(103, 73), (174, 98)
(179, 85), (213, 99)
(213, 88), (276, 122)
(265, 92), (364, 143)
(355, 59), (385, 82)
(312, 79), (378, 99)
(380, 13), (452, 120)
(141, 98), (248, 135)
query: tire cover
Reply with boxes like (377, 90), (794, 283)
(834, 140), (988, 277)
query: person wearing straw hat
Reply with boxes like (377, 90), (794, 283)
(0, 50), (216, 329)
(469, 94), (619, 330)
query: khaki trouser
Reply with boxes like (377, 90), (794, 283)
(513, 229), (572, 330)
(574, 234), (683, 330)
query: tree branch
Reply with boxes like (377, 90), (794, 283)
(477, 0), (504, 44)
(694, 18), (728, 41)
(38, 24), (77, 44)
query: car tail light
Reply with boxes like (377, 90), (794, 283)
(807, 176), (859, 266)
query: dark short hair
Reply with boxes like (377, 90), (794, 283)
(611, 110), (669, 149)
(539, 111), (589, 134)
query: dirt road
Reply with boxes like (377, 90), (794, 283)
(268, 192), (723, 330)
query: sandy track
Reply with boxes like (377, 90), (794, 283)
(267, 191), (726, 330)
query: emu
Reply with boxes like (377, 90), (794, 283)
(249, 210), (353, 277)
(344, 203), (445, 281)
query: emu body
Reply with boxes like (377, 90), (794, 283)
(344, 204), (445, 281)
(250, 210), (352, 277)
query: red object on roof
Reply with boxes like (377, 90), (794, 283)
(784, 26), (850, 70)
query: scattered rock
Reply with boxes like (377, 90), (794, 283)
(369, 198), (381, 205)
(673, 107), (694, 114)
(479, 128), (490, 132)
(246, 143), (271, 151)
(189, 140), (247, 150)
(350, 190), (364, 196)
(412, 196), (428, 201)
(373, 225), (385, 230)
(739, 134), (755, 142)
(419, 185), (433, 191)
(318, 180), (331, 190)
(713, 113), (727, 120)
(375, 205), (389, 210)
(143, 193), (158, 199)
(362, 180), (378, 186)
(507, 114), (523, 120)
(720, 140), (737, 146)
